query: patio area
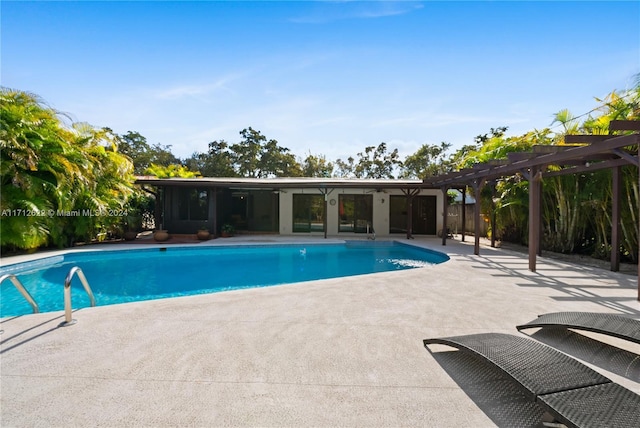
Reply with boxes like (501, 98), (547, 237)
(1, 236), (639, 427)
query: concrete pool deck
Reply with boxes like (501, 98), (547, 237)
(1, 236), (639, 427)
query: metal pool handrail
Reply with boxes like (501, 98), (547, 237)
(61, 267), (96, 326)
(367, 222), (376, 240)
(0, 274), (39, 314)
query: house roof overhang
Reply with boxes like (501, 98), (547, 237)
(134, 176), (431, 191)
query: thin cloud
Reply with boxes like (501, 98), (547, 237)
(357, 1), (424, 19)
(375, 112), (530, 129)
(154, 75), (241, 100)
(290, 1), (424, 24)
(309, 116), (353, 127)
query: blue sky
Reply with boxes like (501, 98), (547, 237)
(2, 1), (639, 163)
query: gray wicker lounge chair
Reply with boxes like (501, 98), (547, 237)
(424, 333), (640, 428)
(516, 311), (640, 345)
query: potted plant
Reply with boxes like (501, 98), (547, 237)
(197, 226), (211, 241)
(123, 210), (142, 241)
(153, 224), (170, 242)
(221, 223), (235, 238)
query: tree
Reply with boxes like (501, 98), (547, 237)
(186, 140), (236, 177)
(56, 124), (134, 246)
(1, 88), (134, 250)
(474, 126), (508, 145)
(334, 156), (356, 178)
(144, 163), (200, 178)
(301, 153), (334, 177)
(230, 127), (264, 178)
(551, 109), (580, 135)
(353, 142), (402, 179)
(116, 130), (180, 174)
(449, 144), (480, 170)
(1, 89), (73, 249)
(400, 142), (451, 179)
(229, 127), (302, 177)
(116, 131), (152, 174)
(259, 139), (302, 177)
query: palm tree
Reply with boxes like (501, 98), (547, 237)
(1, 88), (135, 250)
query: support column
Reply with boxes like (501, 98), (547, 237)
(402, 188), (419, 239)
(538, 177), (543, 256)
(155, 186), (165, 230)
(472, 179), (484, 255)
(212, 188), (218, 237)
(441, 186), (449, 246)
(611, 166), (621, 272)
(461, 187), (466, 242)
(490, 182), (496, 248)
(407, 195), (413, 239)
(528, 167), (541, 272)
(318, 188), (333, 239)
(324, 194), (328, 239)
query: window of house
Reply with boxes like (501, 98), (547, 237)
(177, 189), (209, 221)
(292, 194), (324, 233)
(338, 194), (372, 233)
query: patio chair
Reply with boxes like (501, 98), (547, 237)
(424, 333), (640, 428)
(516, 311), (640, 345)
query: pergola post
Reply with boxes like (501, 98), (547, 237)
(472, 178), (484, 255)
(441, 186), (448, 246)
(528, 167), (541, 272)
(402, 188), (420, 240)
(611, 166), (621, 271)
(490, 181), (497, 248)
(538, 177), (543, 257)
(461, 187), (466, 242)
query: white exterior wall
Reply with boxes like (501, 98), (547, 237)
(279, 188), (443, 237)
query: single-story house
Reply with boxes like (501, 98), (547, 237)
(134, 177), (445, 238)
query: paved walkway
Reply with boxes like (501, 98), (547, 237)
(1, 237), (639, 427)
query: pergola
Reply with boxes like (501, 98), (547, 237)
(422, 120), (640, 301)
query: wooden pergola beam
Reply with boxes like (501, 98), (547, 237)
(508, 152), (537, 161)
(564, 135), (609, 144)
(610, 120), (640, 131)
(532, 145), (581, 154)
(543, 158), (630, 177)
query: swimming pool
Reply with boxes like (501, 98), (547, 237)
(0, 241), (449, 317)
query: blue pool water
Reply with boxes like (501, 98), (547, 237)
(0, 241), (448, 317)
